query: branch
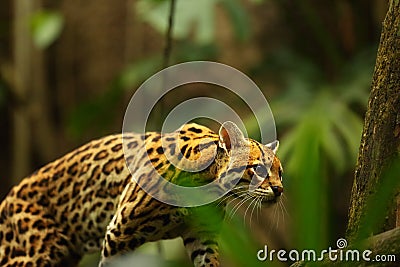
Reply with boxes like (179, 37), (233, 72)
(162, 0), (176, 69)
(154, 0), (177, 127)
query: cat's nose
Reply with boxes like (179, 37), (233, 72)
(271, 186), (283, 197)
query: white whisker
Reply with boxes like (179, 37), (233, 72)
(249, 196), (260, 226)
(218, 190), (248, 209)
(244, 197), (258, 226)
(275, 201), (279, 225)
(216, 185), (251, 207)
(228, 195), (251, 221)
(270, 202), (278, 232)
(216, 194), (233, 207)
(256, 198), (262, 222)
(225, 191), (248, 208)
(278, 198), (288, 226)
(280, 197), (289, 217)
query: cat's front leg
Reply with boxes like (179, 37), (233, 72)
(182, 231), (220, 267)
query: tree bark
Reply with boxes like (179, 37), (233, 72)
(346, 0), (400, 241)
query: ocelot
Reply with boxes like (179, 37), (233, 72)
(0, 121), (283, 267)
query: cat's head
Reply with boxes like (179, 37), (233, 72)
(217, 121), (283, 204)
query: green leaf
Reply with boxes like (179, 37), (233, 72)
(136, 0), (218, 44)
(220, 212), (263, 267)
(312, 91), (347, 172)
(277, 130), (296, 163)
(31, 11), (64, 49)
(221, 0), (251, 41)
(320, 118), (346, 173)
(284, 116), (328, 250)
(331, 102), (363, 161)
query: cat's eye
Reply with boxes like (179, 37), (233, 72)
(254, 165), (268, 178)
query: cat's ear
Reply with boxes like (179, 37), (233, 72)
(265, 140), (279, 154)
(218, 121), (246, 153)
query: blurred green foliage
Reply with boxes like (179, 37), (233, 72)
(219, 210), (273, 267)
(136, 0), (250, 43)
(137, 0), (216, 44)
(67, 57), (162, 138)
(30, 10), (64, 49)
(68, 0), (250, 137)
(271, 49), (374, 172)
(269, 49), (374, 250)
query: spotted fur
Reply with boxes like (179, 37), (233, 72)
(0, 122), (283, 267)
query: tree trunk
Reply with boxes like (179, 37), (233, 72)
(12, 0), (58, 182)
(12, 0), (35, 182)
(346, 0), (400, 242)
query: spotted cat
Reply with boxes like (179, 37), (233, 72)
(0, 121), (283, 267)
